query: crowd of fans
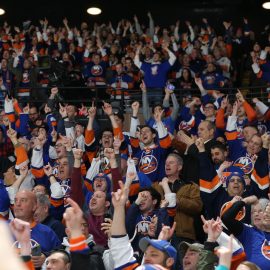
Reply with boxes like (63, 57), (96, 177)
(1, 12), (270, 270)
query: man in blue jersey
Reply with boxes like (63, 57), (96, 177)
(13, 190), (61, 268)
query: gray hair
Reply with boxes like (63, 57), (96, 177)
(36, 193), (51, 208)
(167, 153), (183, 167)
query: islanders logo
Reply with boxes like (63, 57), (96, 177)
(91, 65), (103, 76)
(220, 202), (246, 221)
(233, 156), (254, 175)
(261, 239), (270, 260)
(60, 183), (71, 207)
(139, 154), (158, 174)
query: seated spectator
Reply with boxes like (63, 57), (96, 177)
(34, 193), (66, 241)
(13, 190), (61, 268)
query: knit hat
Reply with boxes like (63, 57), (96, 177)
(225, 166), (245, 188)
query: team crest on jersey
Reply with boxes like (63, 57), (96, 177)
(91, 65), (103, 76)
(139, 154), (158, 174)
(261, 239), (270, 260)
(22, 71), (30, 83)
(220, 202), (246, 221)
(60, 182), (71, 206)
(233, 156), (254, 174)
(151, 65), (158, 75)
(205, 75), (215, 84)
(179, 121), (191, 131)
(136, 220), (151, 234)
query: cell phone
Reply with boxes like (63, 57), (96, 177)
(166, 83), (175, 91)
(31, 244), (42, 256)
(104, 213), (112, 222)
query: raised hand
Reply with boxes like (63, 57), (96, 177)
(112, 181), (129, 208)
(43, 163), (53, 177)
(252, 97), (260, 104)
(236, 89), (245, 103)
(79, 104), (88, 116)
(72, 148), (83, 160)
(201, 216), (223, 242)
(88, 102), (97, 119)
(7, 127), (17, 140)
(9, 218), (31, 256)
(220, 95), (229, 109)
(44, 104), (51, 114)
(140, 80), (147, 92)
(19, 165), (28, 179)
(195, 138), (205, 152)
(232, 100), (241, 116)
(59, 103), (67, 118)
(178, 130), (196, 147)
(154, 109), (164, 123)
(102, 101), (113, 116)
(131, 101), (140, 116)
(23, 103), (30, 114)
(64, 198), (84, 238)
(194, 77), (202, 86)
(158, 222), (176, 241)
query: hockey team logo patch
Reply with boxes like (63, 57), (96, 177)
(261, 239), (270, 260)
(233, 156), (254, 175)
(139, 155), (158, 174)
(220, 202), (246, 221)
(91, 65), (103, 76)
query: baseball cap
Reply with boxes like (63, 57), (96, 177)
(179, 242), (204, 258)
(139, 237), (177, 262)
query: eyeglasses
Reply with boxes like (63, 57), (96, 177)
(55, 144), (63, 148)
(204, 106), (214, 110)
(229, 178), (243, 183)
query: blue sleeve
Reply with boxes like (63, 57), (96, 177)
(180, 106), (193, 122)
(126, 203), (141, 239)
(17, 113), (30, 136)
(156, 208), (170, 237)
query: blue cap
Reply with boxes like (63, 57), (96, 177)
(92, 173), (111, 192)
(225, 166), (245, 187)
(139, 237), (177, 263)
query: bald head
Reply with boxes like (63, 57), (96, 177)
(14, 190), (37, 222)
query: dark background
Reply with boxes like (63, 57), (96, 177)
(1, 0), (269, 33)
